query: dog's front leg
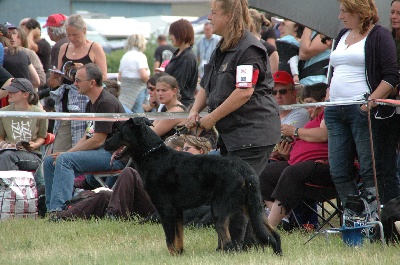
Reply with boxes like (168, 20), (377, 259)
(160, 212), (184, 255)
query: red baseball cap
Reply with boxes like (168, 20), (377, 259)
(273, 71), (294, 85)
(43, 14), (67, 28)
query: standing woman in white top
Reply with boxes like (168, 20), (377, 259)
(324, 0), (398, 217)
(118, 34), (150, 113)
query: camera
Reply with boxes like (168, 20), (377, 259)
(62, 61), (77, 81)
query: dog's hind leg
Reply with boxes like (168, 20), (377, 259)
(263, 213), (282, 253)
(212, 204), (239, 251)
(160, 211), (184, 255)
(214, 217), (233, 251)
(228, 212), (249, 250)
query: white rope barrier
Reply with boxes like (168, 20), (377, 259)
(0, 99), (397, 121)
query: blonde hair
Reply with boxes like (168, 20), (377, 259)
(184, 135), (212, 154)
(125, 34), (147, 52)
(165, 135), (185, 150)
(249, 8), (270, 36)
(339, 0), (379, 34)
(214, 0), (255, 51)
(65, 14), (86, 31)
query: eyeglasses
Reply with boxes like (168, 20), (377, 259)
(272, 89), (290, 96)
(74, 77), (91, 83)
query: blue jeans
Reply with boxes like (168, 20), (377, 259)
(131, 87), (147, 113)
(324, 105), (374, 202)
(43, 147), (125, 211)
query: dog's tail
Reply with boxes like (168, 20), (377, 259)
(246, 177), (282, 255)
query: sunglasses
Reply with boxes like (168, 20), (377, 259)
(272, 89), (291, 96)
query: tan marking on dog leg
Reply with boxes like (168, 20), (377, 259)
(216, 218), (231, 250)
(173, 220), (184, 254)
(168, 244), (176, 255)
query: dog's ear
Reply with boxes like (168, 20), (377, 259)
(127, 118), (136, 127)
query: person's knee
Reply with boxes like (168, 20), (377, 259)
(43, 155), (54, 168)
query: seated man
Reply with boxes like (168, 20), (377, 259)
(270, 70), (309, 162)
(44, 63), (128, 221)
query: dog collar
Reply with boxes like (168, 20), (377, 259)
(142, 143), (164, 157)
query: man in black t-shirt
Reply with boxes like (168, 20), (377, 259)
(43, 63), (127, 220)
(153, 35), (176, 72)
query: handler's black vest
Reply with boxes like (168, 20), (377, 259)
(200, 31), (280, 151)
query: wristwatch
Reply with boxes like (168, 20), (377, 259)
(294, 128), (299, 138)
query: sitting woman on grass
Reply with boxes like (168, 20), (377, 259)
(259, 82), (331, 228)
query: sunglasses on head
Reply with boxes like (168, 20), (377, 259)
(272, 89), (290, 96)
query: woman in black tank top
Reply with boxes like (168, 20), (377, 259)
(150, 75), (187, 139)
(46, 14), (108, 154)
(61, 42), (95, 85)
(48, 14), (107, 88)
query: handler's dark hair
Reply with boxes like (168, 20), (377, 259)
(169, 19), (194, 46)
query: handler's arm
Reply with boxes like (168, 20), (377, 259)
(187, 88), (208, 126)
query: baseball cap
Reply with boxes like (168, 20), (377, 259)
(2, 78), (35, 94)
(5, 22), (17, 29)
(273, 71), (294, 85)
(43, 14), (67, 28)
(0, 23), (10, 38)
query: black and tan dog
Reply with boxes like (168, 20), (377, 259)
(104, 117), (282, 255)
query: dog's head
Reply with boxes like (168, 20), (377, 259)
(104, 117), (164, 157)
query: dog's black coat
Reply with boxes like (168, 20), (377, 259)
(104, 118), (281, 255)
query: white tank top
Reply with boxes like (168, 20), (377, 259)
(329, 31), (369, 102)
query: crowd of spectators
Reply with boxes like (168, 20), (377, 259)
(1, 0), (400, 246)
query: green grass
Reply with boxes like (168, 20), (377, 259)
(0, 218), (398, 265)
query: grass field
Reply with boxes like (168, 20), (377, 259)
(0, 217), (398, 265)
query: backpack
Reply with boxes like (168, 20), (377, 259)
(0, 171), (37, 220)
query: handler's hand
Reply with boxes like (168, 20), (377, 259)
(186, 112), (201, 129)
